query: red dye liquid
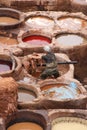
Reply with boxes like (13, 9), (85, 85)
(0, 60), (12, 73)
(23, 35), (51, 46)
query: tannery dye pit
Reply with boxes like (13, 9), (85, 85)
(0, 36), (18, 45)
(52, 117), (87, 130)
(55, 34), (87, 48)
(0, 3), (87, 130)
(41, 83), (81, 100)
(23, 35), (51, 46)
(26, 16), (54, 30)
(57, 17), (87, 31)
(0, 17), (19, 25)
(7, 122), (43, 130)
(0, 60), (12, 73)
(18, 88), (37, 103)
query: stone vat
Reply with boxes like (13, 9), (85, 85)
(0, 8), (25, 30)
(5, 110), (50, 130)
(39, 78), (87, 109)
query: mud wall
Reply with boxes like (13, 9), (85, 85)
(0, 0), (71, 12)
(0, 77), (18, 119)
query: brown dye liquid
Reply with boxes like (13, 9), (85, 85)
(0, 60), (12, 73)
(18, 89), (36, 102)
(57, 17), (87, 31)
(7, 122), (43, 130)
(0, 36), (18, 45)
(41, 84), (81, 99)
(29, 64), (69, 78)
(0, 17), (19, 25)
(41, 84), (64, 91)
(56, 34), (87, 48)
(52, 117), (87, 130)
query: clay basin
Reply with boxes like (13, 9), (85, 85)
(25, 53), (74, 80)
(6, 110), (49, 130)
(0, 33), (18, 46)
(54, 33), (87, 49)
(0, 53), (22, 80)
(41, 82), (81, 100)
(49, 109), (87, 130)
(57, 15), (87, 31)
(0, 8), (24, 29)
(18, 30), (52, 54)
(22, 35), (51, 46)
(17, 82), (42, 109)
(25, 15), (54, 31)
(17, 30), (52, 55)
(39, 79), (87, 109)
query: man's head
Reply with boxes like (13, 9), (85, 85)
(43, 45), (51, 52)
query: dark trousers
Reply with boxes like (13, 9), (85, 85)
(40, 68), (59, 80)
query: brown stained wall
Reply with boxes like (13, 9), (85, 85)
(1, 0), (87, 15)
(71, 0), (87, 15)
(0, 77), (18, 119)
(65, 44), (87, 84)
(0, 0), (71, 12)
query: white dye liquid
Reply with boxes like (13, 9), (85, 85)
(57, 17), (87, 31)
(52, 117), (87, 130)
(56, 34), (86, 48)
(26, 16), (54, 28)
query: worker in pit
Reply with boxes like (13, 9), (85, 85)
(39, 45), (60, 80)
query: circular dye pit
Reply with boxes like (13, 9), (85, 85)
(0, 17), (19, 25)
(57, 17), (87, 31)
(0, 36), (18, 45)
(26, 16), (54, 30)
(55, 34), (87, 48)
(23, 35), (51, 46)
(0, 60), (12, 73)
(28, 63), (69, 78)
(41, 82), (81, 100)
(52, 117), (87, 130)
(18, 88), (37, 103)
(7, 122), (43, 130)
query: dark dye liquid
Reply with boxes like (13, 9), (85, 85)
(0, 60), (12, 73)
(23, 35), (51, 46)
(18, 88), (36, 103)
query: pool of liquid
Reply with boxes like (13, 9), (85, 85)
(23, 35), (51, 46)
(0, 36), (18, 45)
(18, 88), (36, 103)
(52, 117), (87, 130)
(55, 34), (86, 48)
(57, 17), (87, 31)
(7, 122), (43, 130)
(28, 62), (69, 78)
(0, 60), (12, 73)
(0, 16), (19, 25)
(41, 83), (81, 100)
(26, 16), (54, 29)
